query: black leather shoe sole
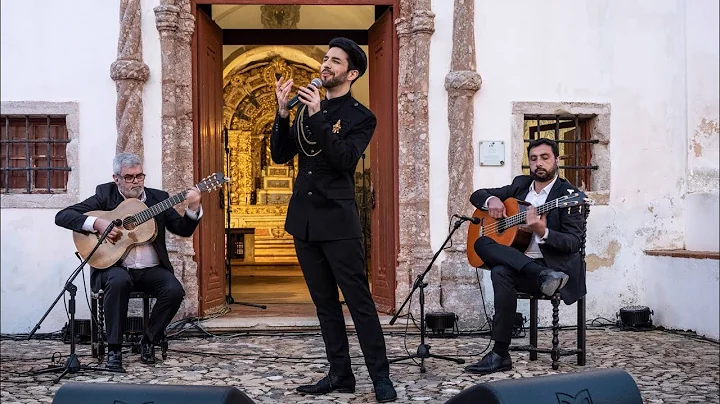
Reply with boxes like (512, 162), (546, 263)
(296, 386), (356, 395)
(376, 392), (398, 402)
(463, 364), (513, 375)
(540, 273), (569, 296)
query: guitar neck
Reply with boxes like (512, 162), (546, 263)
(133, 190), (189, 225)
(505, 198), (559, 228)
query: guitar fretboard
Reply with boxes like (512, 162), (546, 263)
(129, 190), (189, 225)
(499, 199), (559, 231)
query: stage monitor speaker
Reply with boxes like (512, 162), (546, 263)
(52, 382), (256, 404)
(445, 368), (642, 404)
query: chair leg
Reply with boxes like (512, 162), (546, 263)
(97, 290), (106, 361)
(161, 336), (168, 360)
(143, 296), (150, 335)
(529, 297), (538, 361)
(577, 296), (586, 366)
(90, 296), (98, 359)
(551, 293), (560, 370)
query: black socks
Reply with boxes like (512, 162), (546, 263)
(492, 341), (510, 358)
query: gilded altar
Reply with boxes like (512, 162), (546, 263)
(223, 50), (323, 264)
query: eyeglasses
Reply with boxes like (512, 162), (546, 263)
(119, 174), (146, 183)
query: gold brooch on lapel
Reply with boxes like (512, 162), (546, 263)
(332, 119), (342, 134)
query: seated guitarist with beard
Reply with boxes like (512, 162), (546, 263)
(55, 152), (202, 370)
(463, 138), (586, 375)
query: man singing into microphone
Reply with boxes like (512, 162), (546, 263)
(271, 37), (397, 403)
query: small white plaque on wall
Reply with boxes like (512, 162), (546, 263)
(479, 141), (505, 166)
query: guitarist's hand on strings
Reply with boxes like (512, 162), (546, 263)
(93, 218), (123, 244)
(487, 197), (507, 219)
(525, 205), (547, 237)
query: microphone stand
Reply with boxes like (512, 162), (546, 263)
(388, 216), (468, 373)
(223, 126), (266, 309)
(28, 221), (123, 383)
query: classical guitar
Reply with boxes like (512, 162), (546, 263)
(73, 172), (229, 269)
(466, 191), (590, 268)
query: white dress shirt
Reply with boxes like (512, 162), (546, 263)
(81, 187), (202, 269)
(484, 176), (557, 259)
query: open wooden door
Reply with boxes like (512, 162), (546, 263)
(368, 9), (398, 314)
(195, 9), (226, 315)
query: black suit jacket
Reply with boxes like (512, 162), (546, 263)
(54, 182), (201, 272)
(469, 175), (587, 304)
(270, 92), (375, 242)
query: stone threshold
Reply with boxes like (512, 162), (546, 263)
(198, 314), (412, 334)
(645, 249), (720, 260)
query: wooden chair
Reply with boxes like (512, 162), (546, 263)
(510, 204), (590, 369)
(90, 290), (168, 362)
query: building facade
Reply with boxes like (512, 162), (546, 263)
(1, 0), (718, 340)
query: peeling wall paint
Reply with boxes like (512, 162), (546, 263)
(586, 240), (620, 272)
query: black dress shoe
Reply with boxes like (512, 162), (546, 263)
(296, 373), (356, 395)
(140, 342), (156, 364)
(373, 377), (397, 402)
(106, 350), (123, 370)
(464, 351), (512, 375)
(538, 269), (569, 297)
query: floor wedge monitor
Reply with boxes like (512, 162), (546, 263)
(52, 382), (256, 404)
(445, 368), (642, 404)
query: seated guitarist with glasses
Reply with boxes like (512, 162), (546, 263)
(464, 138), (586, 375)
(54, 152), (202, 370)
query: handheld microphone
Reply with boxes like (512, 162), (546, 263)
(455, 214), (481, 224)
(287, 78), (323, 109)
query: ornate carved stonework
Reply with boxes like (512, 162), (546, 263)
(260, 5), (301, 29)
(395, 0), (440, 315)
(154, 0), (198, 319)
(442, 0), (485, 328)
(111, 0), (150, 160)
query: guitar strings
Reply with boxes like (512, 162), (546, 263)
(479, 199), (583, 235)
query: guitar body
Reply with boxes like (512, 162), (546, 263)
(73, 198), (158, 269)
(466, 197), (534, 268)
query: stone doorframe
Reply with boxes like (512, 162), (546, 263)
(150, 0), (437, 318)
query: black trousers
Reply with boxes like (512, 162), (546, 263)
(91, 266), (185, 345)
(294, 237), (390, 382)
(474, 236), (543, 344)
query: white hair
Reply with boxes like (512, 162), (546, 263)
(113, 152), (142, 175)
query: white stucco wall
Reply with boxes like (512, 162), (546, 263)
(0, 0), (164, 334)
(429, 0), (719, 338)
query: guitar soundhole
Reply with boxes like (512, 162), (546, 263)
(124, 217), (138, 230)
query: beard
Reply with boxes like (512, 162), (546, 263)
(119, 184), (144, 199)
(530, 163), (558, 182)
(321, 70), (348, 89)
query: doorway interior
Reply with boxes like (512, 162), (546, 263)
(194, 2), (398, 317)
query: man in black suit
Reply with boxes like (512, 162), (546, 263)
(464, 138), (586, 375)
(55, 152), (202, 370)
(271, 37), (396, 403)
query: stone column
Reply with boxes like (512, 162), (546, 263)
(395, 0), (440, 314)
(441, 0), (484, 328)
(111, 0), (150, 159)
(154, 0), (199, 319)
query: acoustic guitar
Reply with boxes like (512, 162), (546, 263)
(73, 172), (229, 269)
(466, 191), (590, 268)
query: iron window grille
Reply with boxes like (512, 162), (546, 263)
(523, 115), (599, 191)
(0, 115), (71, 194)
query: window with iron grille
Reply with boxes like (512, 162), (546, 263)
(0, 115), (71, 194)
(522, 115), (600, 191)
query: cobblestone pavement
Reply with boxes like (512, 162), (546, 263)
(1, 329), (718, 403)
